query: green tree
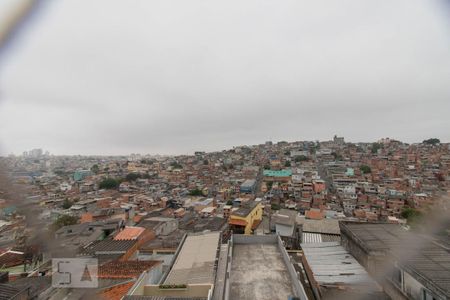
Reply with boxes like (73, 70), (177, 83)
(331, 152), (342, 161)
(371, 143), (382, 154)
(91, 164), (100, 174)
(52, 215), (78, 231)
(170, 162), (183, 169)
(99, 178), (120, 189)
(189, 189), (203, 196)
(126, 173), (141, 181)
(226, 200), (233, 206)
(271, 203), (280, 210)
(285, 161), (291, 167)
(62, 199), (72, 209)
(422, 138), (440, 145)
(140, 159), (153, 164)
(360, 165), (372, 174)
(295, 155), (309, 162)
(54, 169), (65, 176)
(401, 208), (423, 225)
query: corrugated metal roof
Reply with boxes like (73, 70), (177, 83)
(301, 242), (380, 292)
(82, 239), (137, 255)
(0, 284), (24, 300)
(302, 233), (322, 243)
(340, 222), (450, 297)
(302, 233), (341, 243)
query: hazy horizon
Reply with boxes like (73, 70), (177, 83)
(1, 0), (450, 156)
(4, 136), (448, 157)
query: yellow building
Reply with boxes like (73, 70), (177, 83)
(229, 201), (263, 234)
(127, 162), (148, 173)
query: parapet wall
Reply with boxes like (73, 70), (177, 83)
(226, 234), (308, 300)
(277, 236), (308, 300)
(232, 234), (277, 244)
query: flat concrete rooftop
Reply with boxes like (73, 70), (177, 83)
(230, 243), (294, 300)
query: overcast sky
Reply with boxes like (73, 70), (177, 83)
(0, 0), (449, 155)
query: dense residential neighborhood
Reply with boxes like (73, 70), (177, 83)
(0, 137), (449, 299)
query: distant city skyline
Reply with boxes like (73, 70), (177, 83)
(1, 0), (450, 156)
(5, 136), (447, 157)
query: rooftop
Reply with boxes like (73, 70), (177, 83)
(228, 235), (307, 300)
(272, 209), (297, 227)
(230, 243), (293, 300)
(0, 250), (23, 268)
(124, 296), (206, 300)
(263, 169), (292, 177)
(192, 198), (214, 206)
(301, 242), (381, 298)
(299, 218), (341, 235)
(305, 209), (325, 220)
(2, 276), (51, 299)
(99, 281), (135, 300)
(99, 260), (162, 279)
(340, 222), (416, 253)
(302, 232), (341, 243)
(240, 179), (256, 187)
(139, 217), (177, 231)
(164, 232), (220, 285)
(340, 222), (450, 298)
(114, 227), (145, 240)
(82, 239), (137, 255)
(0, 284), (25, 300)
(141, 229), (185, 250)
(231, 201), (259, 218)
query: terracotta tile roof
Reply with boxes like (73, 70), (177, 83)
(251, 219), (262, 230)
(99, 281), (135, 300)
(229, 219), (247, 226)
(305, 209), (325, 220)
(99, 260), (162, 279)
(114, 227), (145, 240)
(0, 250), (24, 268)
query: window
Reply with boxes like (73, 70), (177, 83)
(423, 289), (440, 300)
(392, 266), (402, 287)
